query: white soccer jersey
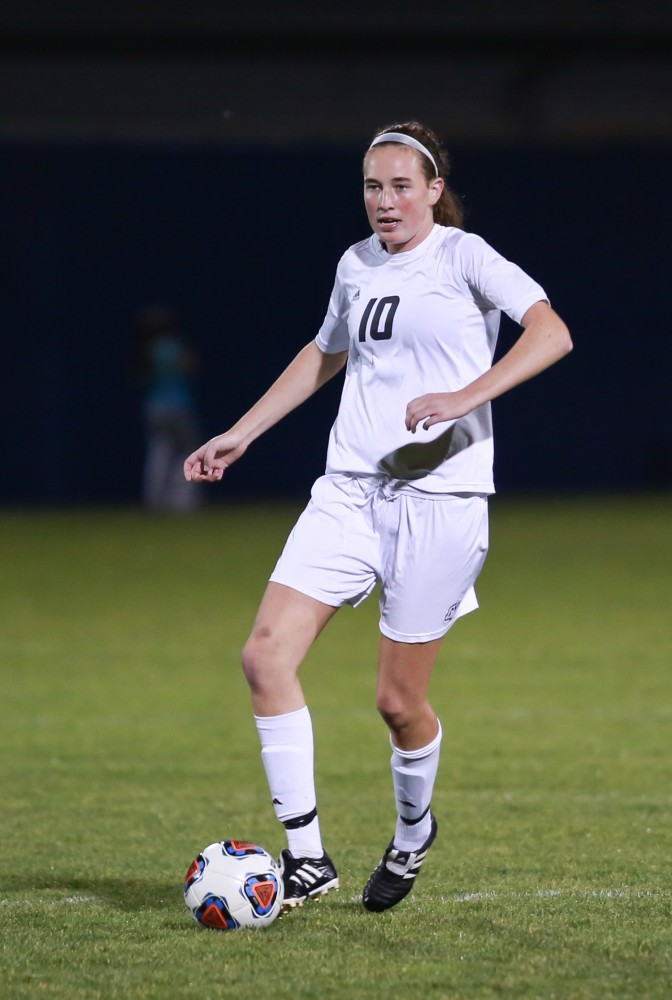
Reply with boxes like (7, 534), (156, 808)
(315, 224), (548, 494)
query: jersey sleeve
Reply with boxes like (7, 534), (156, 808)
(315, 260), (350, 354)
(455, 232), (549, 325)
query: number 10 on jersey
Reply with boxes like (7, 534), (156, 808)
(358, 296), (400, 342)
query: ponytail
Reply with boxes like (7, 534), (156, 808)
(434, 186), (464, 229)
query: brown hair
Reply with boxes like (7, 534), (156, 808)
(369, 121), (464, 230)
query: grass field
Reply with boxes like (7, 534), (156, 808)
(1, 497), (671, 999)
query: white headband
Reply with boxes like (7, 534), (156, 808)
(368, 132), (439, 177)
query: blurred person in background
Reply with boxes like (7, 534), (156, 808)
(133, 305), (201, 512)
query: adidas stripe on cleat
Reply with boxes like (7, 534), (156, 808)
(362, 813), (438, 912)
(279, 849), (339, 911)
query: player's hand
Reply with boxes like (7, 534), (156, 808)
(184, 431), (248, 483)
(405, 391), (471, 433)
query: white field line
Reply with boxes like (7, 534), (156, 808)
(345, 886), (670, 906)
(451, 888), (669, 902)
(3, 887), (670, 909)
(0, 895), (97, 907)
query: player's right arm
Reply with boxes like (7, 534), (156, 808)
(184, 341), (347, 483)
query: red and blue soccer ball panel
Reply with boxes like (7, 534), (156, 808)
(194, 894), (240, 930)
(222, 840), (267, 858)
(184, 853), (207, 892)
(243, 873), (281, 917)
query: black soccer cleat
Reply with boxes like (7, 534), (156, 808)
(279, 849), (340, 911)
(362, 814), (438, 912)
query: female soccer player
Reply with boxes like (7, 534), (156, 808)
(184, 121), (572, 913)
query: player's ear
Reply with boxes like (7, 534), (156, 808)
(428, 177), (444, 206)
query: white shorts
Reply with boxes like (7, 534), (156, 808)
(270, 474), (489, 643)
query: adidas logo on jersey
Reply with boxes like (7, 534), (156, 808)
(444, 601), (460, 623)
(352, 289), (360, 301)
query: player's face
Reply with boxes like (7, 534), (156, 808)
(363, 146), (444, 254)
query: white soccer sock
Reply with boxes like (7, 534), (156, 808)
(390, 720), (442, 852)
(255, 706), (323, 859)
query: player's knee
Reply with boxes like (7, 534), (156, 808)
(241, 625), (297, 696)
(376, 689), (415, 732)
(241, 629), (275, 694)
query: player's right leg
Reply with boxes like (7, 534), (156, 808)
(242, 582), (340, 910)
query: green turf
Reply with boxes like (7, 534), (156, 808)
(1, 497), (671, 999)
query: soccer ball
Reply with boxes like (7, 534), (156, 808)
(184, 840), (284, 930)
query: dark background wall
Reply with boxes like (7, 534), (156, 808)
(2, 2), (671, 503)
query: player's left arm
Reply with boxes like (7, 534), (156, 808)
(406, 301), (572, 432)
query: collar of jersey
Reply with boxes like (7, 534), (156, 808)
(371, 223), (443, 263)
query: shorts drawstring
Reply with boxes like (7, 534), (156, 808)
(361, 476), (400, 533)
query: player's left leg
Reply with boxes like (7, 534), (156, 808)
(375, 634), (443, 750)
(363, 491), (488, 911)
(362, 636), (443, 912)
